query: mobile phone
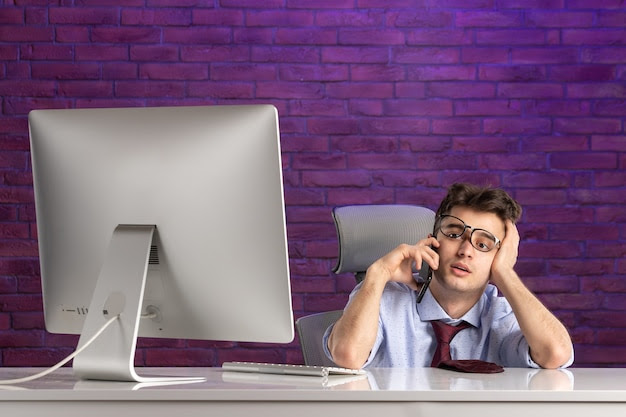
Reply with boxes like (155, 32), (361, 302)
(416, 265), (432, 303)
(416, 245), (435, 304)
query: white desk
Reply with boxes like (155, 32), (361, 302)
(1, 367), (625, 417)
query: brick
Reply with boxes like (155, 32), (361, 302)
(453, 136), (518, 152)
(575, 345), (626, 365)
(563, 29), (626, 46)
(388, 11), (454, 28)
(121, 9), (191, 26)
(554, 118), (622, 135)
(456, 11), (522, 28)
(275, 28), (337, 45)
(418, 153), (478, 170)
(408, 65), (475, 81)
(306, 118), (359, 134)
(455, 100), (522, 116)
(288, 61), (350, 82)
(233, 28), (274, 44)
(253, 46), (319, 63)
(582, 47), (626, 64)
(316, 10), (384, 27)
(475, 30), (547, 45)
(351, 65), (405, 82)
(571, 83), (624, 101)
(220, 0), (283, 6)
(462, 48), (508, 64)
(551, 152), (618, 170)
(2, 348), (73, 367)
(395, 82), (426, 98)
(181, 45), (249, 62)
(113, 81), (185, 98)
(292, 276), (335, 294)
(504, 171), (572, 188)
(289, 99), (347, 116)
(515, 189), (568, 205)
(480, 153), (547, 170)
(394, 47), (460, 65)
(49, 7), (118, 24)
(428, 82), (496, 98)
(524, 206), (594, 223)
(322, 46), (388, 63)
(192, 9), (244, 26)
(339, 29), (405, 45)
(594, 100), (626, 116)
(333, 136), (399, 152)
(140, 63), (208, 80)
(385, 99), (453, 116)
(31, 62), (100, 80)
(530, 101), (591, 117)
(595, 171), (626, 187)
(522, 136), (589, 152)
(0, 26), (53, 42)
(326, 82), (393, 99)
(292, 153), (346, 169)
(432, 118), (481, 135)
(407, 29), (471, 46)
(497, 0), (564, 8)
(20, 44), (73, 60)
(130, 46), (178, 62)
(92, 27), (161, 44)
(550, 65), (616, 82)
(247, 10), (313, 27)
(483, 118), (551, 135)
(592, 135), (626, 151)
(526, 11), (594, 28)
(498, 83), (563, 99)
(479, 66), (547, 82)
(302, 171), (371, 187)
(597, 11), (626, 27)
(512, 48), (579, 64)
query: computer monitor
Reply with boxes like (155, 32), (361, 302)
(28, 104), (294, 383)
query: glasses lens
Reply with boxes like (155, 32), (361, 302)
(470, 230), (498, 252)
(439, 217), (466, 239)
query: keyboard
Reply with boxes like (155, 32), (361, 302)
(221, 361), (366, 377)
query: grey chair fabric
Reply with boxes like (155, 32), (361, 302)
(295, 310), (343, 366)
(332, 204), (436, 282)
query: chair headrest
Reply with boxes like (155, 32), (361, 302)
(332, 205), (436, 276)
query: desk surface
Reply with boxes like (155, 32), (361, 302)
(1, 367), (625, 417)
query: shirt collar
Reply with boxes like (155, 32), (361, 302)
(416, 287), (484, 328)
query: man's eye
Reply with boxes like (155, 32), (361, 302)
(443, 225), (464, 238)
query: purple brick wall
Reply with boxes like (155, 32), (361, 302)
(0, 2), (625, 368)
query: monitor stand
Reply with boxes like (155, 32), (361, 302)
(72, 225), (205, 383)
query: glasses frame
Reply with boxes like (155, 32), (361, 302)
(436, 214), (501, 253)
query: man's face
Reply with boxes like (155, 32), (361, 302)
(432, 206), (505, 297)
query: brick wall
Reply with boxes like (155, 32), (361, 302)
(0, 1), (625, 368)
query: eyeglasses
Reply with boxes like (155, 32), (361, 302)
(437, 214), (501, 253)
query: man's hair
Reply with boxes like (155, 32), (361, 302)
(435, 183), (522, 223)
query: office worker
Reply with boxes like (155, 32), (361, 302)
(324, 183), (574, 370)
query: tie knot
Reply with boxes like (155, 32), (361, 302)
(431, 320), (471, 344)
(430, 320), (471, 367)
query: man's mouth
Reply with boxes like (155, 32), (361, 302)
(451, 263), (471, 273)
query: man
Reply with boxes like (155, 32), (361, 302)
(325, 183), (574, 369)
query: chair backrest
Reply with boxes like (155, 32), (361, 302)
(332, 204), (436, 282)
(295, 310), (343, 366)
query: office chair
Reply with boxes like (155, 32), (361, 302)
(332, 204), (436, 283)
(296, 205), (436, 366)
(295, 310), (343, 366)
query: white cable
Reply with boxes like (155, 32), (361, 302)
(0, 314), (120, 385)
